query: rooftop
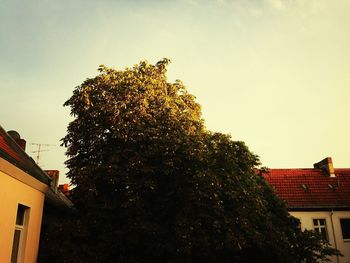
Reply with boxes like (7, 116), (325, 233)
(0, 126), (50, 185)
(263, 167), (350, 210)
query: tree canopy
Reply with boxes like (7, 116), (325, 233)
(54, 59), (340, 263)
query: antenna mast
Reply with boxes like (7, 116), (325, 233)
(30, 143), (55, 165)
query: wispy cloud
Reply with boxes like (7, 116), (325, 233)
(265, 0), (286, 10)
(248, 8), (264, 17)
(182, 0), (200, 6)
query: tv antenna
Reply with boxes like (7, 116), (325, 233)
(30, 143), (55, 165)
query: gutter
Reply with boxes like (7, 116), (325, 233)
(289, 207), (350, 212)
(330, 210), (340, 263)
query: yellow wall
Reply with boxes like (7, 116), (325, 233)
(292, 211), (350, 263)
(0, 158), (48, 263)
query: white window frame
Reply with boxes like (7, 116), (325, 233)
(340, 218), (350, 242)
(11, 204), (30, 263)
(312, 218), (328, 241)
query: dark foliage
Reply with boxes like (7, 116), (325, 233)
(40, 59), (341, 262)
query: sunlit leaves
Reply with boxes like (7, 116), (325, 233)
(60, 59), (340, 263)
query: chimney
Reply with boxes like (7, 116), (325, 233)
(45, 170), (60, 192)
(314, 157), (335, 177)
(59, 184), (70, 197)
(7, 130), (26, 151)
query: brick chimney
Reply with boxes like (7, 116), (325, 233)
(45, 170), (60, 192)
(7, 130), (26, 151)
(59, 184), (71, 197)
(314, 157), (335, 177)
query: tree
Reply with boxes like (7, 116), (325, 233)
(58, 59), (340, 263)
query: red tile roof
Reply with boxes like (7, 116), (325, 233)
(0, 126), (74, 210)
(0, 134), (23, 163)
(0, 126), (50, 185)
(263, 168), (350, 210)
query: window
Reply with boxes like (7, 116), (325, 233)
(11, 204), (29, 263)
(313, 219), (328, 240)
(340, 219), (350, 241)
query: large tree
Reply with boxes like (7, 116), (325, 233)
(58, 59), (339, 263)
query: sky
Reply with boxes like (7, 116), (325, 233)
(1, 0), (349, 184)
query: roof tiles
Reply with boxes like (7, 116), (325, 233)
(263, 168), (350, 209)
(0, 126), (50, 185)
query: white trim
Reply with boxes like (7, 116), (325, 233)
(0, 158), (48, 193)
(11, 204), (30, 263)
(339, 218), (350, 241)
(312, 218), (329, 240)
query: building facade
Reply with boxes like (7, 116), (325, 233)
(0, 128), (50, 263)
(264, 158), (350, 263)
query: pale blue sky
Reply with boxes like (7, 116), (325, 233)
(1, 0), (349, 184)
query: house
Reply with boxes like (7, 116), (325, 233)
(0, 127), (50, 263)
(0, 126), (73, 263)
(263, 157), (350, 263)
